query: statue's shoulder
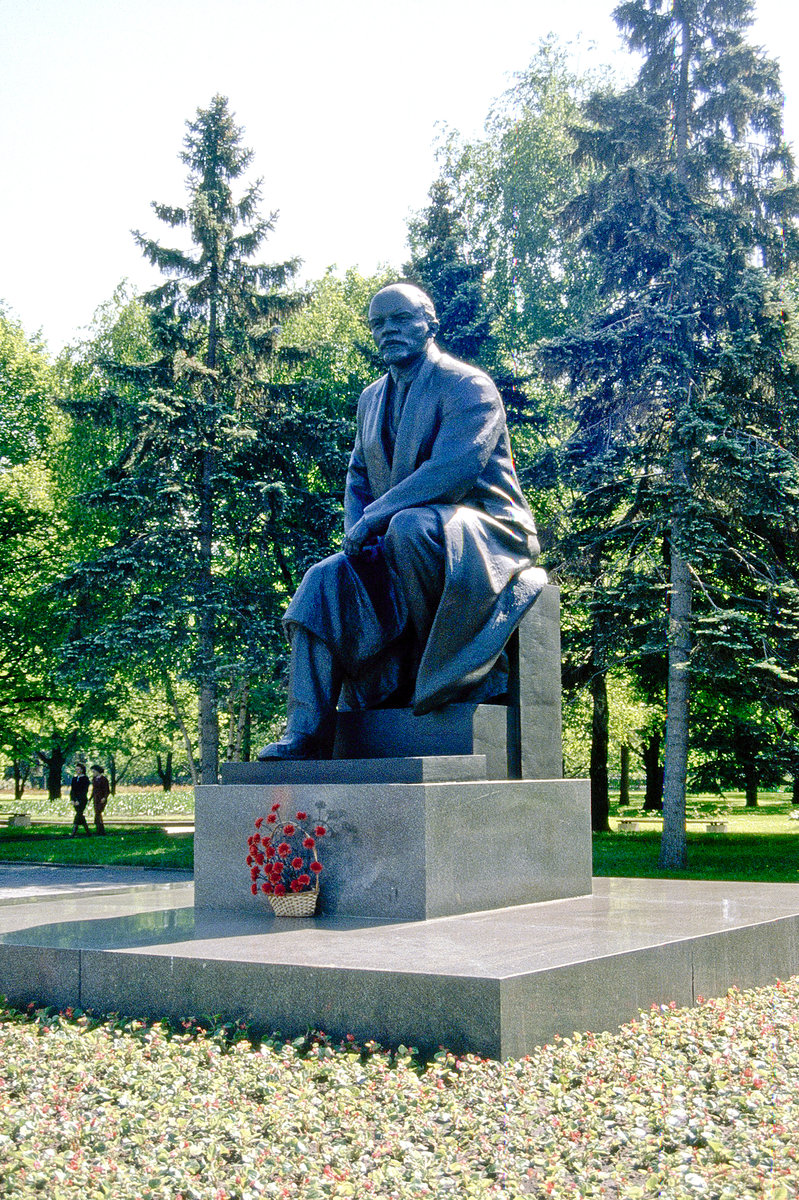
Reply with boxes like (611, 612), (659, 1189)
(432, 350), (498, 396)
(358, 374), (387, 407)
(355, 375), (387, 423)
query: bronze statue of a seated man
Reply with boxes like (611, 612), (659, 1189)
(259, 282), (546, 760)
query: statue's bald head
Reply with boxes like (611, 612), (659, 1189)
(369, 282), (438, 330)
(367, 283), (440, 367)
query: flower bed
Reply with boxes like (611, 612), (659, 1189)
(1, 978), (798, 1197)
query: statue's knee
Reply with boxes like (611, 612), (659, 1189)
(386, 508), (435, 553)
(298, 553), (345, 599)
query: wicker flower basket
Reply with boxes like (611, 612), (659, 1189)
(268, 886), (319, 918)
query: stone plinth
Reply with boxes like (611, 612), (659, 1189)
(329, 584), (563, 780)
(195, 773), (591, 921)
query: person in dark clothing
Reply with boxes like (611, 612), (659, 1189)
(69, 763), (91, 836)
(90, 764), (110, 835)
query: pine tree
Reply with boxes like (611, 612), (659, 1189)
(541, 0), (799, 866)
(60, 98), (347, 783)
(404, 179), (495, 365)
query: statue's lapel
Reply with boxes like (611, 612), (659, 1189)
(390, 345), (440, 485)
(367, 374), (393, 496)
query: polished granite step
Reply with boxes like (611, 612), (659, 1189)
(2, 877), (799, 1059)
(220, 754), (489, 785)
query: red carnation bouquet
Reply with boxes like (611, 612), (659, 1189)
(246, 803), (327, 914)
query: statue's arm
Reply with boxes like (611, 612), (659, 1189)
(343, 411), (374, 535)
(358, 374), (504, 534)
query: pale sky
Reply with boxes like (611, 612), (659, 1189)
(1, 0), (797, 353)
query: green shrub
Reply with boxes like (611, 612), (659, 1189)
(1, 977), (798, 1197)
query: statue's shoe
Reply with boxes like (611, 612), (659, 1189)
(256, 738), (328, 761)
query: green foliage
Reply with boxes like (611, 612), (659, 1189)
(434, 37), (603, 364)
(0, 314), (88, 786)
(55, 97), (356, 780)
(2, 978), (799, 1196)
(539, 0), (799, 866)
(0, 310), (56, 468)
(405, 179), (496, 367)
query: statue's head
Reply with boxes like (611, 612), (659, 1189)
(368, 282), (439, 367)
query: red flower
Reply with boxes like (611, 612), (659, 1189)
(273, 883), (286, 895)
(297, 873), (311, 888)
(303, 836), (315, 849)
(315, 826), (326, 837)
(261, 882), (273, 894)
(246, 855), (253, 866)
(266, 814), (277, 824)
(254, 817), (264, 828)
(290, 879), (304, 892)
(251, 883), (258, 895)
(252, 833), (261, 845)
(290, 856), (302, 870)
(277, 842), (290, 857)
(271, 802), (281, 812)
(310, 861), (323, 874)
(296, 811), (308, 820)
(283, 823), (296, 836)
(250, 867), (259, 881)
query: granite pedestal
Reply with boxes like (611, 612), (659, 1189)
(195, 772), (592, 920)
(3, 878), (799, 1059)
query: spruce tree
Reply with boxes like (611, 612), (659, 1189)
(60, 98), (344, 783)
(404, 179), (495, 365)
(541, 0), (799, 865)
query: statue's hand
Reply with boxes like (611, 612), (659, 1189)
(343, 519), (371, 557)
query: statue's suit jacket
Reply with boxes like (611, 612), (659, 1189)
(285, 342), (546, 714)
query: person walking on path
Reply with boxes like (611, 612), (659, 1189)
(90, 764), (110, 835)
(69, 763), (91, 837)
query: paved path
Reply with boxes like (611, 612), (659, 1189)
(0, 862), (193, 904)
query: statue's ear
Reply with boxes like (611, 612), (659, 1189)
(427, 318), (440, 339)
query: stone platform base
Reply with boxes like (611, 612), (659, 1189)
(194, 770), (592, 921)
(3, 878), (799, 1059)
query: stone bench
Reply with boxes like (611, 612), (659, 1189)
(224, 585), (564, 787)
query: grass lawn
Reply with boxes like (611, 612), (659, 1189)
(596, 790), (799, 883)
(0, 824), (193, 870)
(3, 787), (798, 882)
(593, 829), (799, 883)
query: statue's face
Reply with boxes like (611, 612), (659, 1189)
(368, 289), (432, 366)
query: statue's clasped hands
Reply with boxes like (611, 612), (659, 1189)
(343, 519), (376, 558)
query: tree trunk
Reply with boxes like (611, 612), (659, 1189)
(38, 745), (65, 801)
(157, 751), (173, 792)
(744, 759), (758, 808)
(108, 755), (117, 796)
(241, 708), (252, 762)
(659, 541), (691, 869)
(642, 730), (664, 811)
(198, 444), (218, 784)
(590, 668), (610, 832)
(659, 8), (693, 871)
(793, 773), (799, 806)
(618, 743), (631, 806)
(12, 759), (29, 802)
(234, 682), (249, 762)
